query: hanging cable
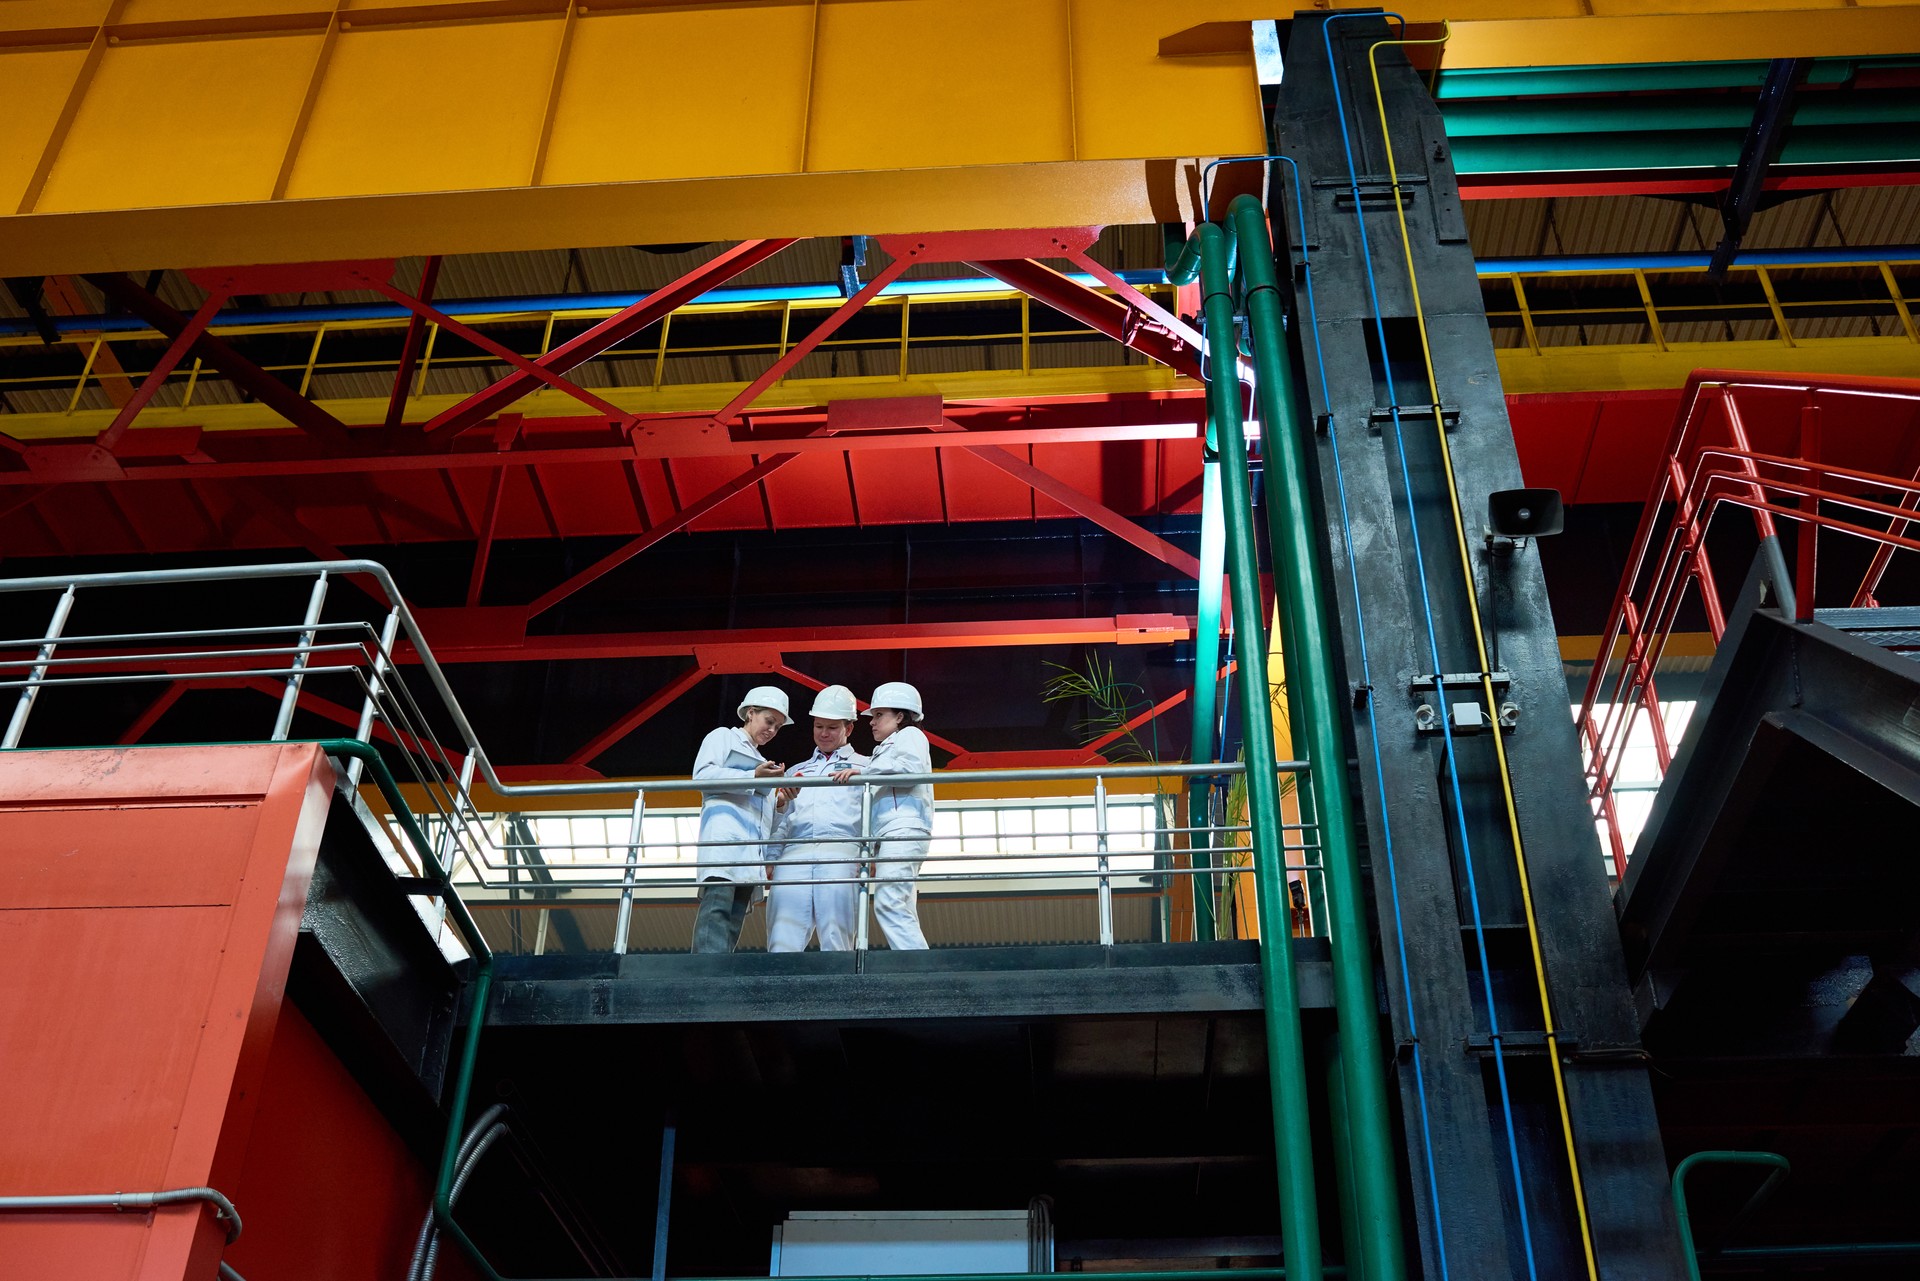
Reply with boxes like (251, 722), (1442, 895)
(1364, 25), (1602, 1280)
(1202, 148), (1453, 1281)
(1320, 12), (1543, 1279)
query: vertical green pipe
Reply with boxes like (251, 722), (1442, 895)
(1189, 456), (1225, 942)
(1324, 1036), (1367, 1281)
(1188, 220), (1325, 1281)
(1227, 193), (1407, 1281)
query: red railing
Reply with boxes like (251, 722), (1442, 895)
(1576, 370), (1920, 878)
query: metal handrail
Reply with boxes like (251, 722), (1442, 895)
(1574, 371), (1920, 875)
(0, 559), (1320, 948)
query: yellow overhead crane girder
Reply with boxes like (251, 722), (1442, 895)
(2, 1), (1916, 276)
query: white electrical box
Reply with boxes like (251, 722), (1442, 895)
(770, 1209), (1037, 1276)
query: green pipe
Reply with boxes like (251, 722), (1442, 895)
(1434, 59), (1859, 101)
(1189, 456), (1225, 942)
(1227, 193), (1407, 1281)
(1185, 219), (1326, 1281)
(1441, 90), (1920, 138)
(1672, 1150), (1791, 1281)
(1324, 1038), (1366, 1281)
(1452, 126), (1920, 175)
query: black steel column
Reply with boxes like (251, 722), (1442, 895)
(1275, 14), (1687, 1279)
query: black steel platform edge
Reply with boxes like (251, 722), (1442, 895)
(1617, 555), (1920, 988)
(479, 939), (1332, 1027)
(288, 782), (464, 1159)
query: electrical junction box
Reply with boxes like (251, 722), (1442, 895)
(770, 1209), (1040, 1276)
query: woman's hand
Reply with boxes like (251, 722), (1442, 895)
(776, 785), (799, 807)
(754, 760), (785, 778)
(830, 767), (860, 783)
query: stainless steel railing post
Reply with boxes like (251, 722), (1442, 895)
(612, 791), (646, 955)
(430, 754), (479, 938)
(3, 583), (77, 750)
(271, 572), (329, 741)
(1094, 772), (1114, 946)
(346, 606), (402, 789)
(855, 783), (874, 953)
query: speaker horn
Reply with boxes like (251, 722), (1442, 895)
(1487, 488), (1564, 539)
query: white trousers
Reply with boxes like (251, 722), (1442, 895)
(767, 839), (859, 952)
(872, 831), (930, 950)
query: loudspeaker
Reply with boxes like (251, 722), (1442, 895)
(1487, 488), (1564, 539)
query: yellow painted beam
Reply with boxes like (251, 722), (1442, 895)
(0, 364), (1190, 441)
(1496, 336), (1920, 396)
(7, 1), (1909, 274)
(0, 0), (1266, 275)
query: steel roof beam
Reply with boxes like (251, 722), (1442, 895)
(417, 238), (797, 445)
(83, 272), (354, 453)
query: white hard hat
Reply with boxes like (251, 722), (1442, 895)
(863, 681), (923, 721)
(809, 684), (859, 721)
(738, 685), (790, 724)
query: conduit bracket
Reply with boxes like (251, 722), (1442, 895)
(1369, 404), (1459, 434)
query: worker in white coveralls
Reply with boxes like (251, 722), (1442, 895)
(832, 681), (932, 950)
(766, 685), (868, 952)
(689, 685), (789, 953)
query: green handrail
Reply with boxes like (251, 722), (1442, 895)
(1175, 218), (1327, 1281)
(1672, 1150), (1790, 1281)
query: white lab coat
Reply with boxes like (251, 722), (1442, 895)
(767, 743), (868, 952)
(863, 725), (933, 949)
(692, 726), (776, 885)
(865, 725), (934, 834)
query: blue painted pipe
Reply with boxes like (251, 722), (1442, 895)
(11, 246), (1915, 341)
(0, 269), (1170, 339)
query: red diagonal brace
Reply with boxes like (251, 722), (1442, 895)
(420, 238), (798, 445)
(118, 680), (187, 745)
(386, 255), (440, 431)
(1062, 247), (1206, 353)
(970, 444), (1201, 578)
(774, 662), (970, 758)
(84, 273), (354, 452)
(711, 257), (913, 426)
(358, 275), (630, 423)
(95, 288), (228, 452)
(566, 664), (707, 767)
(527, 454), (797, 619)
(969, 258), (1203, 381)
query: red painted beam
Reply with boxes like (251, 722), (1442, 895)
(2, 393), (1206, 488)
(385, 256), (440, 433)
(565, 665), (706, 767)
(83, 273), (354, 453)
(117, 680), (186, 745)
(406, 615), (1196, 664)
(358, 273), (630, 422)
(774, 662), (970, 757)
(1, 618), (1197, 689)
(524, 454), (796, 619)
(970, 444), (1201, 578)
(418, 238), (798, 445)
(969, 257), (1203, 381)
(709, 259), (914, 426)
